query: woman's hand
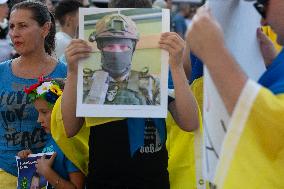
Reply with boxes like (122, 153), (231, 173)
(257, 27), (278, 67)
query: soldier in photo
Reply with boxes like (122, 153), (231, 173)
(84, 13), (160, 105)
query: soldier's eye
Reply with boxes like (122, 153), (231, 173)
(103, 44), (115, 51)
(103, 44), (129, 52)
(119, 45), (130, 51)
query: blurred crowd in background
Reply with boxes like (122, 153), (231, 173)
(0, 0), (203, 63)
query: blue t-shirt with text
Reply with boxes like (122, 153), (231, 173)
(0, 59), (67, 176)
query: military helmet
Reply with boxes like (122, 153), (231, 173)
(90, 13), (139, 42)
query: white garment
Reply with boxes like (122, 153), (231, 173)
(185, 19), (192, 28)
(55, 31), (72, 58)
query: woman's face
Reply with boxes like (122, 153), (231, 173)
(34, 99), (52, 134)
(8, 9), (47, 55)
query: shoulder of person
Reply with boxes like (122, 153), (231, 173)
(0, 59), (12, 73)
(54, 59), (68, 76)
(0, 59), (11, 66)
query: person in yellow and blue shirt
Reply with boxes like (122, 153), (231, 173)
(61, 24), (201, 188)
(52, 1), (201, 189)
(187, 1), (284, 189)
(59, 30), (199, 188)
(168, 48), (205, 189)
(58, 1), (200, 188)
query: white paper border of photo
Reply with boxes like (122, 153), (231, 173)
(77, 8), (170, 118)
(16, 152), (54, 160)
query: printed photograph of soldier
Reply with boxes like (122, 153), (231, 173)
(81, 9), (164, 106)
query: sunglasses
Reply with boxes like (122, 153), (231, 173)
(253, 0), (269, 18)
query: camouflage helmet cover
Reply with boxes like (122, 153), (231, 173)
(94, 13), (139, 41)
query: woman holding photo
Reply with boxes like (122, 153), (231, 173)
(0, 2), (67, 188)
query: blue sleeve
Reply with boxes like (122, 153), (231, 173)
(49, 139), (80, 177)
(57, 60), (67, 78)
(50, 60), (67, 79)
(65, 156), (80, 173)
(258, 49), (284, 94)
(189, 53), (203, 84)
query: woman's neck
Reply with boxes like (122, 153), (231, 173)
(19, 52), (50, 67)
(12, 53), (57, 79)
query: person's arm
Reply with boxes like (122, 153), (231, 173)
(159, 32), (199, 131)
(62, 39), (92, 137)
(36, 153), (85, 189)
(186, 6), (248, 115)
